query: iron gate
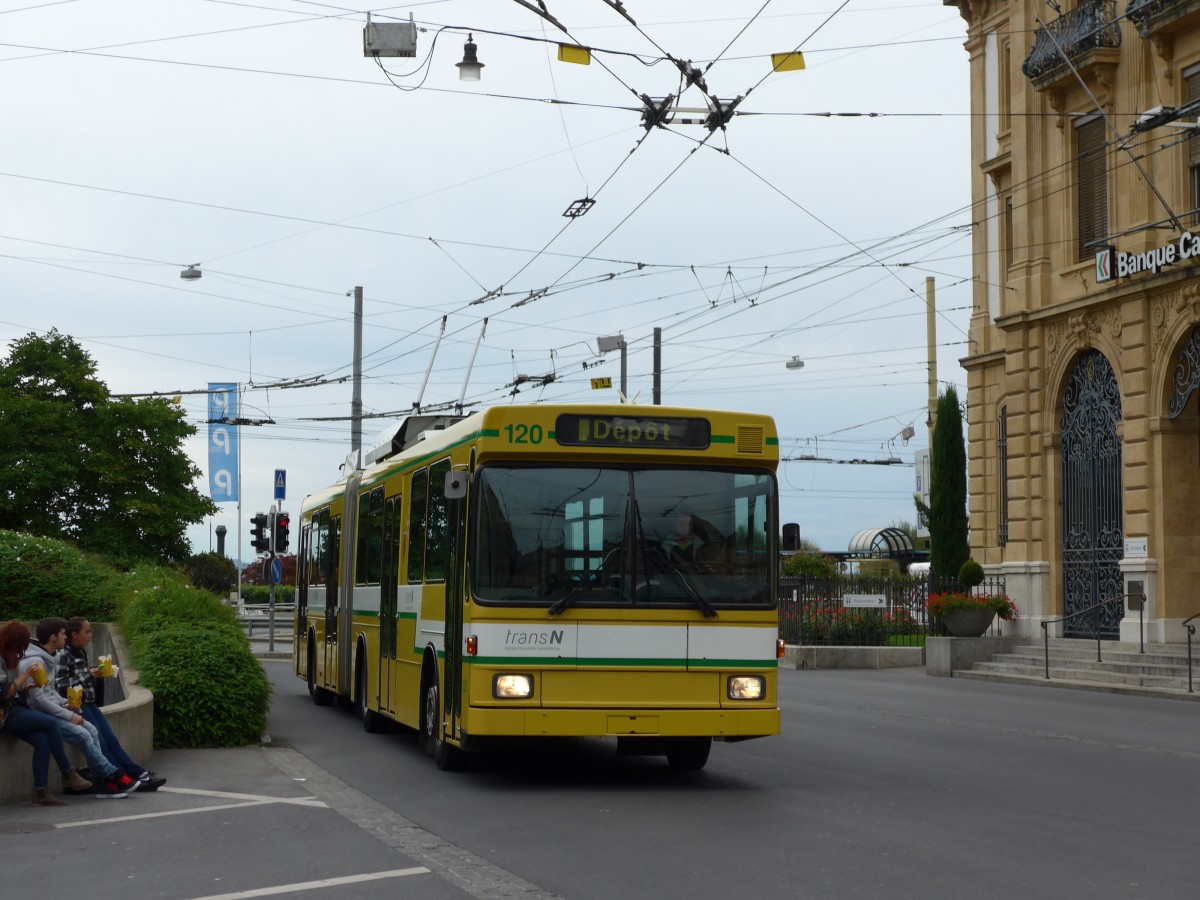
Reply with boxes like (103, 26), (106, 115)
(1060, 349), (1124, 638)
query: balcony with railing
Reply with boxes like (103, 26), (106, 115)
(1023, 0), (1122, 91)
(1127, 0), (1200, 36)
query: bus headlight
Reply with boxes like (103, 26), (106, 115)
(727, 675), (765, 700)
(493, 674), (534, 699)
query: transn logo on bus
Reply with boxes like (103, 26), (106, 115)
(505, 628), (564, 647)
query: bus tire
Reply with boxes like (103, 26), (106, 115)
(308, 639), (333, 707)
(358, 651), (387, 734)
(422, 669), (462, 771)
(353, 652), (366, 721)
(665, 737), (711, 771)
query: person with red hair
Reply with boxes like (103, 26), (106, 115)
(0, 620), (92, 806)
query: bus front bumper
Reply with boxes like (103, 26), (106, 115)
(463, 706), (780, 738)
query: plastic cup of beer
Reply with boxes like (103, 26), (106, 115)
(31, 664), (48, 686)
(67, 685), (84, 709)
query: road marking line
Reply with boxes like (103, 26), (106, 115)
(161, 786), (324, 804)
(184, 867), (430, 899)
(54, 797), (325, 829)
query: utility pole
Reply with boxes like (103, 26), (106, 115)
(926, 277), (938, 449)
(352, 286), (363, 459)
(653, 327), (662, 405)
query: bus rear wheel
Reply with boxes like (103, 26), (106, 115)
(308, 641), (333, 707)
(358, 655), (387, 733)
(665, 737), (711, 771)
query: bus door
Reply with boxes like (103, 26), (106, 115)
(323, 511), (344, 692)
(296, 523), (309, 673)
(441, 463), (467, 742)
(380, 495), (401, 715)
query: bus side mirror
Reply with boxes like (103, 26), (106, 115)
(444, 470), (467, 500)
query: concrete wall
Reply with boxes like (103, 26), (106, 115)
(925, 636), (1016, 677)
(1, 624), (153, 805)
(779, 644), (924, 670)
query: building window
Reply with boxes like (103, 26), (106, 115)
(1000, 42), (1011, 134)
(998, 406), (1009, 547)
(1075, 116), (1108, 262)
(1187, 66), (1200, 223)
(1004, 194), (1014, 274)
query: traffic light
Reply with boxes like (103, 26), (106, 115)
(273, 511), (290, 554)
(250, 513), (270, 554)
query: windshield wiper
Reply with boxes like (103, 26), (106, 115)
(548, 585), (586, 616)
(672, 569), (718, 618)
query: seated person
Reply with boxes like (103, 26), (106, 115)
(662, 512), (704, 565)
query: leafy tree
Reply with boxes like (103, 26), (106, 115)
(240, 553), (296, 587)
(782, 536), (838, 579)
(185, 551), (237, 595)
(0, 330), (216, 563)
(929, 385), (969, 578)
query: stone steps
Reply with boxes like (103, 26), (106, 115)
(953, 639), (1200, 701)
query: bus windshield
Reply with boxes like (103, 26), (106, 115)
(472, 465), (775, 611)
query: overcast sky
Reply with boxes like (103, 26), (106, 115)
(1, 1), (973, 561)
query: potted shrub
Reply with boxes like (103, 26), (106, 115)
(929, 592), (1017, 637)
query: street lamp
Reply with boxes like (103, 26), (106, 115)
(785, 356), (804, 370)
(596, 334), (627, 398)
(180, 264), (202, 280)
(457, 34), (484, 81)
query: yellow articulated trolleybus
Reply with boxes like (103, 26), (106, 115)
(293, 403), (782, 770)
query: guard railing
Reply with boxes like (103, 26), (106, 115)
(1039, 593), (1145, 680)
(1183, 611), (1200, 693)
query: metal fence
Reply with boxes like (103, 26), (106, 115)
(778, 573), (1009, 647)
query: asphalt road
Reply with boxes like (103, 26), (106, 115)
(5, 661), (1198, 900)
(262, 660), (1200, 900)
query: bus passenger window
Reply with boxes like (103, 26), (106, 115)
(408, 468), (428, 584)
(425, 460), (451, 582)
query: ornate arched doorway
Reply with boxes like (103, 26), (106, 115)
(1060, 349), (1123, 638)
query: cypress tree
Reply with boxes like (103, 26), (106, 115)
(929, 385), (970, 579)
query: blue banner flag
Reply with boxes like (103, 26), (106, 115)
(208, 383), (239, 502)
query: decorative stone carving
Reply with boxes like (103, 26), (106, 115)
(1153, 286), (1200, 349)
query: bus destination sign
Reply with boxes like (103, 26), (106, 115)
(555, 414), (711, 449)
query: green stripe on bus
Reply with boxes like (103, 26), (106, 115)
(684, 658), (778, 669)
(465, 657), (776, 668)
(711, 435), (735, 443)
(766, 437), (778, 445)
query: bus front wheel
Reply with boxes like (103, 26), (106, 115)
(422, 673), (462, 771)
(665, 737), (711, 771)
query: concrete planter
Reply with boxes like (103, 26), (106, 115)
(942, 607), (996, 637)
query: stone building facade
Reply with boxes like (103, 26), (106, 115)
(950, 0), (1200, 640)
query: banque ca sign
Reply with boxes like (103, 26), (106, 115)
(1096, 232), (1200, 283)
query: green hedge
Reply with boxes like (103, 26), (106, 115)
(0, 531), (121, 621)
(240, 585), (295, 605)
(119, 565), (270, 748)
(0, 530), (270, 749)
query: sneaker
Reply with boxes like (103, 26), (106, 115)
(95, 779), (128, 799)
(136, 771), (166, 792)
(112, 772), (141, 793)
